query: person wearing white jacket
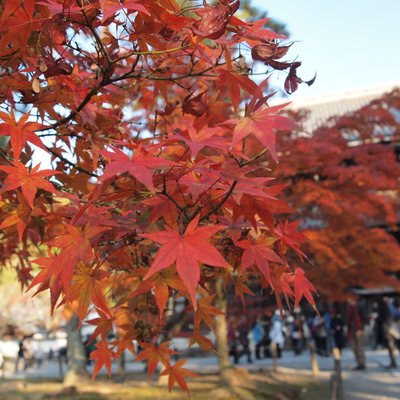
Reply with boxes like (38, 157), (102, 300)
(269, 309), (285, 369)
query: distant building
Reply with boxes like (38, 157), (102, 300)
(287, 81), (400, 133)
(288, 82), (400, 299)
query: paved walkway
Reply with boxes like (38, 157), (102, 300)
(3, 348), (400, 399)
(344, 368), (400, 400)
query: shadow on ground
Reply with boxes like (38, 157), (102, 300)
(0, 369), (329, 400)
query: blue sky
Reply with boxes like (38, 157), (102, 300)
(252, 0), (400, 99)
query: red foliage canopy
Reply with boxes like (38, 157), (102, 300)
(0, 0), (314, 388)
(275, 89), (400, 300)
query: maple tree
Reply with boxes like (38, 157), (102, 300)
(0, 0), (316, 391)
(275, 89), (400, 301)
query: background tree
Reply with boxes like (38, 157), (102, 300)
(239, 0), (289, 36)
(0, 268), (59, 337)
(0, 0), (314, 392)
(275, 89), (400, 300)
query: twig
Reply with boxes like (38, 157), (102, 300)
(200, 180), (237, 222)
(45, 146), (98, 178)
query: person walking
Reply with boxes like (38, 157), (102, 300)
(252, 316), (264, 360)
(290, 315), (304, 355)
(331, 309), (345, 352)
(269, 310), (284, 370)
(312, 315), (329, 356)
(379, 297), (399, 368)
(15, 338), (27, 373)
(346, 297), (366, 370)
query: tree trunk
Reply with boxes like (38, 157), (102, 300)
(215, 277), (232, 386)
(63, 314), (89, 387)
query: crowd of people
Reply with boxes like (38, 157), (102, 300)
(227, 296), (400, 370)
(1, 295), (400, 376)
(14, 338), (44, 373)
(11, 334), (97, 375)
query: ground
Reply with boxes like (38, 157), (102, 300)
(0, 370), (329, 400)
(1, 348), (400, 399)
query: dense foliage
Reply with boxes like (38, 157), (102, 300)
(0, 0), (315, 390)
(276, 90), (400, 300)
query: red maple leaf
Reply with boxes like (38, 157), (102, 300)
(238, 232), (283, 287)
(0, 162), (60, 208)
(49, 224), (109, 289)
(0, 0), (46, 57)
(217, 69), (258, 111)
(293, 267), (317, 308)
(226, 104), (296, 161)
(236, 18), (287, 43)
(232, 274), (255, 308)
(90, 339), (115, 378)
(171, 126), (230, 158)
(141, 215), (229, 308)
(0, 111), (45, 160)
(99, 0), (150, 23)
(101, 146), (175, 192)
(274, 220), (308, 257)
(29, 254), (63, 313)
(35, 0), (85, 18)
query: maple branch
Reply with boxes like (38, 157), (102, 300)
(0, 148), (13, 164)
(160, 300), (190, 342)
(37, 132), (82, 138)
(107, 65), (216, 86)
(114, 45), (190, 62)
(240, 148), (269, 167)
(36, 84), (102, 132)
(200, 180), (237, 222)
(159, 176), (187, 216)
(78, 0), (112, 67)
(45, 146), (99, 178)
(189, 178), (221, 219)
(37, 66), (215, 135)
(94, 237), (140, 273)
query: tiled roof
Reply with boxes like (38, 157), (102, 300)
(286, 81), (400, 132)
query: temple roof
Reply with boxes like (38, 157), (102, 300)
(287, 81), (400, 132)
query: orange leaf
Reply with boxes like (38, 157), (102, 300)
(69, 263), (111, 321)
(0, 162), (60, 208)
(193, 295), (223, 333)
(135, 341), (177, 379)
(160, 359), (198, 393)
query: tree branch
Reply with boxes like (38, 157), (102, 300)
(200, 180), (237, 222)
(45, 146), (98, 178)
